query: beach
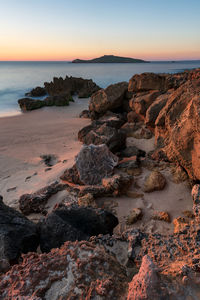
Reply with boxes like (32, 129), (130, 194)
(0, 97), (90, 210)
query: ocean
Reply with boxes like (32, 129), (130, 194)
(0, 60), (200, 117)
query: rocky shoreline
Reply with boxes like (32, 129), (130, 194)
(1, 68), (200, 299)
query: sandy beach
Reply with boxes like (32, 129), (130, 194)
(0, 97), (90, 209)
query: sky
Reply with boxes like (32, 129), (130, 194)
(0, 0), (200, 61)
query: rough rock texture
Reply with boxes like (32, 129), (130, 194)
(89, 82), (128, 115)
(25, 86), (46, 97)
(78, 122), (126, 152)
(60, 164), (83, 185)
(38, 204), (118, 252)
(19, 182), (66, 215)
(126, 208), (143, 225)
(0, 241), (127, 300)
(75, 144), (119, 185)
(127, 255), (165, 300)
(152, 211), (170, 223)
(192, 184), (200, 222)
(44, 75), (100, 97)
(18, 98), (45, 111)
(143, 170), (166, 192)
(0, 196), (39, 271)
(128, 73), (168, 92)
(102, 173), (133, 196)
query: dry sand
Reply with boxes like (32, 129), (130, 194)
(0, 97), (90, 208)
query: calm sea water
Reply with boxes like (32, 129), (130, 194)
(0, 61), (200, 117)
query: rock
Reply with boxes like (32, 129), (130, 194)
(117, 158), (141, 176)
(0, 195), (39, 269)
(129, 90), (160, 119)
(127, 111), (140, 123)
(143, 171), (166, 192)
(78, 122), (126, 152)
(25, 86), (46, 97)
(102, 173), (133, 196)
(126, 191), (144, 198)
(121, 146), (146, 158)
(89, 82), (128, 115)
(75, 144), (118, 185)
(173, 217), (189, 234)
(38, 204), (118, 252)
(79, 109), (91, 118)
(44, 94), (71, 106)
(18, 98), (45, 111)
(128, 72), (168, 92)
(78, 193), (95, 207)
(44, 75), (100, 97)
(192, 184), (200, 222)
(170, 165), (188, 183)
(97, 111), (126, 128)
(126, 208), (142, 225)
(19, 182), (66, 215)
(120, 122), (141, 137)
(127, 255), (164, 300)
(60, 164), (83, 185)
(40, 154), (58, 166)
(152, 211), (170, 223)
(0, 241), (127, 300)
(154, 75), (200, 181)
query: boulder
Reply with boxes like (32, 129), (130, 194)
(0, 196), (39, 270)
(44, 76), (100, 97)
(25, 86), (46, 97)
(78, 123), (126, 152)
(60, 164), (83, 185)
(145, 93), (169, 127)
(38, 204), (118, 252)
(18, 98), (45, 111)
(127, 255), (165, 300)
(44, 94), (71, 106)
(102, 173), (133, 196)
(89, 82), (128, 114)
(75, 144), (118, 185)
(0, 241), (127, 300)
(128, 72), (168, 92)
(19, 182), (66, 215)
(143, 171), (166, 192)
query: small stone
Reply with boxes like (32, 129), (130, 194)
(126, 208), (142, 225)
(78, 193), (95, 207)
(126, 191), (144, 199)
(143, 170), (166, 192)
(152, 211), (170, 223)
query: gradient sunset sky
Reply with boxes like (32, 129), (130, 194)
(0, 0), (200, 61)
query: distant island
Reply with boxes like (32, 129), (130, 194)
(72, 55), (149, 63)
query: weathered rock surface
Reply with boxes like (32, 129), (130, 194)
(143, 170), (166, 192)
(0, 241), (127, 300)
(25, 86), (46, 97)
(128, 73), (168, 92)
(18, 97), (45, 111)
(89, 82), (128, 115)
(60, 164), (83, 185)
(19, 182), (66, 215)
(152, 211), (170, 223)
(75, 144), (118, 185)
(126, 208), (142, 225)
(0, 196), (39, 271)
(44, 75), (100, 97)
(38, 204), (118, 252)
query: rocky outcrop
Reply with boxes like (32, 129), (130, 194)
(19, 182), (67, 215)
(0, 196), (39, 272)
(25, 86), (46, 97)
(38, 204), (118, 252)
(18, 94), (73, 111)
(0, 241), (128, 299)
(75, 144), (118, 185)
(89, 82), (128, 116)
(128, 73), (168, 92)
(44, 75), (100, 98)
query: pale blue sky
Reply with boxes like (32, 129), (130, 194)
(0, 0), (199, 60)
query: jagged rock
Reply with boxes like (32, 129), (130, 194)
(44, 75), (100, 97)
(129, 90), (160, 119)
(173, 217), (190, 234)
(25, 86), (46, 97)
(127, 255), (165, 300)
(18, 98), (45, 111)
(145, 93), (169, 127)
(170, 165), (188, 183)
(152, 211), (170, 223)
(102, 173), (133, 196)
(79, 109), (91, 118)
(38, 204), (118, 252)
(143, 171), (166, 192)
(127, 111), (140, 123)
(97, 111), (126, 128)
(89, 82), (128, 114)
(192, 184), (200, 222)
(126, 208), (142, 225)
(44, 94), (72, 106)
(78, 193), (95, 207)
(78, 122), (126, 152)
(0, 196), (39, 270)
(154, 74), (200, 181)
(60, 164), (83, 185)
(75, 144), (118, 185)
(128, 72), (168, 92)
(119, 122), (141, 137)
(19, 182), (67, 215)
(0, 241), (127, 300)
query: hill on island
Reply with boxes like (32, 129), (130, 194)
(72, 55), (149, 63)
